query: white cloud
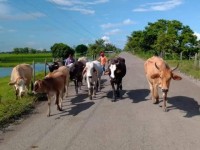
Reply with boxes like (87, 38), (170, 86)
(0, 12), (46, 20)
(133, 0), (183, 12)
(62, 6), (95, 14)
(194, 32), (200, 40)
(123, 19), (134, 25)
(101, 35), (110, 43)
(101, 19), (135, 29)
(48, 0), (109, 15)
(105, 28), (121, 36)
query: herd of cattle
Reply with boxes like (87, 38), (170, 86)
(8, 55), (182, 116)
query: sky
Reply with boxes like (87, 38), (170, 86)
(0, 0), (200, 52)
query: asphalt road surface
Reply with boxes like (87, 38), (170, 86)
(1, 52), (200, 150)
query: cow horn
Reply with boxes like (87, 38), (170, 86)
(171, 63), (179, 72)
(155, 63), (160, 70)
(8, 81), (16, 85)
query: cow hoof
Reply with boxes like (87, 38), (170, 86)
(47, 114), (50, 117)
(153, 100), (159, 104)
(89, 96), (92, 100)
(163, 107), (168, 112)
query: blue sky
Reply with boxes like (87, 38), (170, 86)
(0, 0), (200, 52)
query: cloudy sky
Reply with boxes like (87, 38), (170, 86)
(0, 0), (200, 52)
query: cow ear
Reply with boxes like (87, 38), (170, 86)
(151, 73), (160, 79)
(172, 74), (182, 80)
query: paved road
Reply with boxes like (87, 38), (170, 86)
(1, 52), (200, 150)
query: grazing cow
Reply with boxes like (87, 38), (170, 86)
(83, 60), (103, 100)
(9, 64), (33, 99)
(144, 56), (182, 111)
(69, 61), (85, 94)
(105, 57), (126, 102)
(33, 71), (66, 117)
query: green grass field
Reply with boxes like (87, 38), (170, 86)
(0, 53), (52, 67)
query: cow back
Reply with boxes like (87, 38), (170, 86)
(70, 61), (85, 81)
(10, 64), (33, 85)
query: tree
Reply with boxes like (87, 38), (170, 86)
(50, 43), (74, 59)
(75, 44), (88, 55)
(125, 19), (198, 59)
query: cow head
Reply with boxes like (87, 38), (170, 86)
(9, 77), (27, 98)
(151, 63), (182, 93)
(32, 80), (44, 94)
(109, 59), (122, 80)
(83, 62), (98, 88)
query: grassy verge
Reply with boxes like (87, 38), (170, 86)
(133, 51), (200, 80)
(0, 72), (45, 128)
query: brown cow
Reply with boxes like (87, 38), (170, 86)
(9, 64), (33, 99)
(144, 56), (182, 111)
(46, 66), (70, 97)
(33, 71), (66, 117)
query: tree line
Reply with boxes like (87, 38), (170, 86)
(124, 19), (200, 59)
(9, 39), (120, 60)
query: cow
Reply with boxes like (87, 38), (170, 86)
(144, 56), (182, 111)
(33, 71), (66, 117)
(46, 66), (70, 97)
(8, 64), (33, 100)
(46, 60), (64, 73)
(69, 61), (85, 94)
(83, 60), (103, 100)
(105, 57), (126, 102)
(78, 56), (88, 65)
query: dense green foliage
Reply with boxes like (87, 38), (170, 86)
(75, 44), (88, 55)
(87, 39), (120, 59)
(50, 43), (75, 59)
(125, 19), (199, 59)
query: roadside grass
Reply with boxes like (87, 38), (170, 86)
(133, 51), (200, 80)
(0, 72), (45, 128)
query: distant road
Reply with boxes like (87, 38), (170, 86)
(1, 52), (200, 150)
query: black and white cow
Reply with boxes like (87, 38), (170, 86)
(69, 61), (85, 94)
(106, 57), (126, 102)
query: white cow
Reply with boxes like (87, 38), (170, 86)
(83, 60), (103, 100)
(9, 64), (33, 99)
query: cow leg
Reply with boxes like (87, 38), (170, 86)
(153, 84), (159, 104)
(116, 83), (120, 98)
(163, 92), (167, 112)
(93, 83), (96, 98)
(110, 81), (116, 102)
(89, 87), (93, 100)
(74, 80), (78, 95)
(59, 90), (64, 111)
(56, 91), (62, 111)
(98, 77), (101, 91)
(47, 95), (51, 117)
(15, 89), (19, 100)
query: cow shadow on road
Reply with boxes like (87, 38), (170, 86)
(167, 96), (200, 118)
(60, 93), (95, 116)
(126, 89), (150, 103)
(106, 89), (150, 103)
